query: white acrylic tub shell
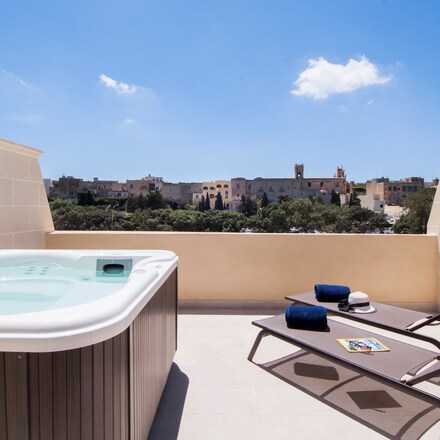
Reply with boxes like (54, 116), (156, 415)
(0, 250), (178, 352)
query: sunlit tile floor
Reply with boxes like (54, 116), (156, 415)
(149, 313), (440, 440)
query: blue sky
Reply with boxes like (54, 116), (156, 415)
(1, 1), (439, 183)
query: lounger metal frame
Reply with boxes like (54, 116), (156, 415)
(249, 314), (440, 406)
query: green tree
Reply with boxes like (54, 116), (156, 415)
(393, 215), (412, 234)
(93, 197), (126, 209)
(126, 196), (138, 213)
(202, 210), (246, 232)
(352, 186), (366, 195)
(221, 211), (247, 232)
(50, 199), (75, 211)
(214, 192), (224, 210)
(289, 199), (323, 232)
(169, 210), (204, 231)
(205, 194), (211, 210)
(308, 195), (324, 205)
(239, 195), (258, 217)
(261, 192), (269, 208)
(77, 191), (94, 206)
(394, 188), (436, 234)
(330, 190), (341, 206)
(277, 195), (291, 203)
(51, 205), (127, 231)
(199, 195), (206, 212)
(368, 212), (391, 232)
(137, 194), (146, 210)
(349, 191), (361, 206)
(145, 191), (167, 210)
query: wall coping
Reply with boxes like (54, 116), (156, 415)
(47, 230), (437, 238)
(0, 138), (43, 158)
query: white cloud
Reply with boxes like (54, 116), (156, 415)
(99, 74), (138, 95)
(367, 99), (374, 105)
(291, 56), (391, 100)
(123, 118), (136, 125)
(0, 70), (40, 93)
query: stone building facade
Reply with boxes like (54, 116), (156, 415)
(49, 164), (348, 209)
(230, 164), (348, 210)
(162, 182), (203, 206)
(366, 177), (424, 205)
(192, 180), (232, 209)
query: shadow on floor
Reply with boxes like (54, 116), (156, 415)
(259, 351), (440, 440)
(148, 363), (189, 440)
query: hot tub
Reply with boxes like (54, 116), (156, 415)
(0, 249), (178, 440)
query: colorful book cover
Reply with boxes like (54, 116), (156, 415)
(337, 338), (390, 353)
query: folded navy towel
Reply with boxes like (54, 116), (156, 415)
(285, 305), (327, 330)
(314, 284), (350, 302)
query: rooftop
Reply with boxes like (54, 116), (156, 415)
(1, 138), (440, 439)
(149, 312), (440, 440)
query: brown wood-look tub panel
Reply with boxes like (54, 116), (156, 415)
(92, 342), (105, 440)
(5, 353), (30, 440)
(0, 353), (9, 439)
(0, 268), (177, 440)
(131, 269), (178, 440)
(80, 345), (94, 440)
(28, 354), (40, 440)
(103, 339), (114, 440)
(38, 353), (53, 440)
(53, 351), (67, 440)
(66, 349), (81, 440)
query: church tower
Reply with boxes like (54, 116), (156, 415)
(294, 163), (304, 180)
(336, 166), (345, 178)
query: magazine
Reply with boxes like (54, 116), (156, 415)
(337, 338), (390, 353)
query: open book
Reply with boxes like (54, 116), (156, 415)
(337, 338), (390, 353)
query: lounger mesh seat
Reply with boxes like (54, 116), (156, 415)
(286, 291), (440, 349)
(249, 314), (440, 404)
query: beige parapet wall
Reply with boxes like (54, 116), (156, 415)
(0, 138), (54, 248)
(46, 231), (438, 309)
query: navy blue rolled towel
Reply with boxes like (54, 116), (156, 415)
(285, 305), (327, 330)
(314, 284), (350, 302)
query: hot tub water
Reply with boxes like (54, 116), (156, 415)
(0, 264), (129, 315)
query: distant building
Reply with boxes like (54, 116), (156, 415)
(230, 164), (348, 210)
(50, 165), (348, 208)
(193, 180), (232, 209)
(359, 194), (385, 213)
(126, 175), (163, 197)
(50, 174), (162, 200)
(55, 176), (82, 199)
(426, 178), (439, 188)
(107, 182), (129, 198)
(92, 178), (119, 197)
(366, 177), (424, 205)
(162, 182), (203, 206)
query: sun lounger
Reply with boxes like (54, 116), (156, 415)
(286, 291), (440, 349)
(249, 313), (440, 404)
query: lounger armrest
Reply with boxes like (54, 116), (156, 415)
(402, 356), (440, 385)
(405, 314), (440, 331)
